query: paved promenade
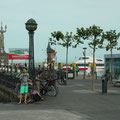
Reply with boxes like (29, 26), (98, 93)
(0, 76), (120, 120)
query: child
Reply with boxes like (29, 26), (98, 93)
(18, 68), (32, 104)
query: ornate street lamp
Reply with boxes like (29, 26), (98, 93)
(25, 18), (38, 87)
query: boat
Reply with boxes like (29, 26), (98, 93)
(75, 56), (104, 72)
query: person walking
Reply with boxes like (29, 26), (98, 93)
(24, 63), (27, 68)
(76, 65), (79, 76)
(88, 63), (91, 77)
(38, 65), (43, 78)
(18, 68), (32, 104)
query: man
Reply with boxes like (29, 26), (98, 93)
(76, 65), (79, 76)
(18, 68), (32, 104)
(38, 65), (43, 78)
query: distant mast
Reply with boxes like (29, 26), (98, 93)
(87, 49), (92, 56)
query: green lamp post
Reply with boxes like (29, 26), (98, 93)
(25, 18), (38, 87)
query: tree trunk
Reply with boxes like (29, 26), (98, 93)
(65, 47), (68, 85)
(92, 48), (95, 91)
(110, 48), (113, 81)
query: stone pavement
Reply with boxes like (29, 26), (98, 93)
(0, 78), (120, 120)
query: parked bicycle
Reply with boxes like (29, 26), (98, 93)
(40, 69), (58, 97)
(40, 75), (58, 97)
(57, 70), (66, 85)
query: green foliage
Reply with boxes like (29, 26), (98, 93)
(85, 25), (103, 49)
(73, 27), (86, 48)
(75, 25), (103, 49)
(76, 27), (89, 39)
(102, 30), (120, 51)
(102, 30), (120, 81)
(49, 31), (73, 48)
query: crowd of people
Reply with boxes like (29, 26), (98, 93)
(12, 62), (96, 104)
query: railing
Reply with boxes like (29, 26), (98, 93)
(0, 65), (22, 74)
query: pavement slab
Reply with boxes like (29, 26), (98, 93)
(0, 109), (91, 120)
(0, 79), (120, 120)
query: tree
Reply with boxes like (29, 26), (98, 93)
(49, 31), (73, 85)
(76, 25), (103, 90)
(73, 27), (85, 48)
(102, 30), (120, 81)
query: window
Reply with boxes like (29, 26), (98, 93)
(79, 57), (89, 60)
(96, 59), (103, 61)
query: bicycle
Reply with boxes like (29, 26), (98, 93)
(40, 70), (58, 97)
(57, 70), (66, 85)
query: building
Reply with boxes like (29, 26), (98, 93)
(104, 54), (120, 79)
(47, 42), (55, 64)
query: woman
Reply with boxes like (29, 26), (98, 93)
(88, 63), (91, 77)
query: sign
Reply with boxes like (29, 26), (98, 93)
(60, 62), (63, 66)
(8, 48), (29, 60)
(68, 73), (73, 78)
(117, 47), (120, 50)
(91, 63), (96, 67)
(72, 63), (76, 67)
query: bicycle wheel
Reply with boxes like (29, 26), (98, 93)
(47, 85), (58, 97)
(40, 86), (47, 95)
(57, 75), (67, 85)
(57, 78), (64, 85)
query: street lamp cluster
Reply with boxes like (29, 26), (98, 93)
(83, 47), (87, 80)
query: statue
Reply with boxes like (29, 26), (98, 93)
(0, 22), (8, 66)
(0, 22), (7, 53)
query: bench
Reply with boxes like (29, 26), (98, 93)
(112, 75), (120, 86)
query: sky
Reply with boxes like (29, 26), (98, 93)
(0, 0), (120, 63)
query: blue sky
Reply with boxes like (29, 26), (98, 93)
(0, 0), (120, 63)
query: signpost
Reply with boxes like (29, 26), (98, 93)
(8, 48), (29, 60)
(117, 47), (120, 50)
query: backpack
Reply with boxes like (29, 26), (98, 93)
(33, 94), (41, 101)
(32, 90), (41, 101)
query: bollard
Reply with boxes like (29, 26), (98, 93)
(36, 79), (40, 93)
(95, 72), (97, 80)
(102, 75), (107, 93)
